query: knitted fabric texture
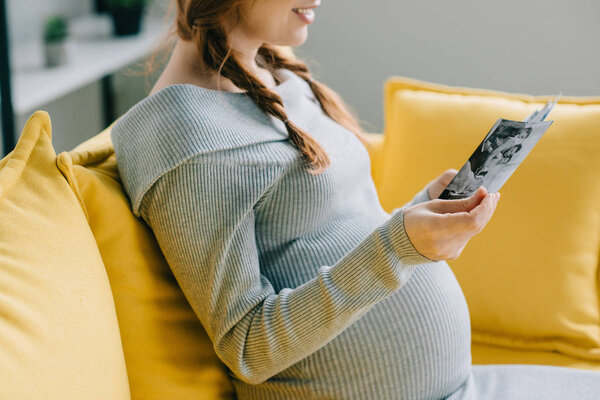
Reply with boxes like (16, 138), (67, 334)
(111, 68), (600, 399)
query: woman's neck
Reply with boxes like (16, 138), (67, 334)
(150, 39), (278, 96)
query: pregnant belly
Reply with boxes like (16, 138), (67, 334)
(302, 261), (472, 399)
(232, 261), (473, 400)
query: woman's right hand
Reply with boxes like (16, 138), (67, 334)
(403, 186), (499, 262)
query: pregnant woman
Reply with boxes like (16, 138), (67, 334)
(111, 0), (600, 398)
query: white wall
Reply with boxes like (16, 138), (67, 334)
(4, 0), (599, 151)
(7, 0), (167, 44)
(296, 0), (600, 133)
(7, 0), (92, 44)
(13, 70), (153, 154)
(4, 0), (169, 154)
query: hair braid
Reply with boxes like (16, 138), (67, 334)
(197, 27), (329, 174)
(170, 0), (372, 174)
(258, 45), (370, 150)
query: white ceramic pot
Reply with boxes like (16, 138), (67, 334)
(44, 41), (67, 68)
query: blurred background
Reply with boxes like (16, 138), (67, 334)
(1, 0), (598, 155)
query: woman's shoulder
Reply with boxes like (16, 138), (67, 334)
(110, 72), (308, 218)
(113, 87), (298, 172)
(111, 67), (320, 170)
(112, 83), (287, 148)
(109, 68), (325, 215)
(110, 68), (310, 149)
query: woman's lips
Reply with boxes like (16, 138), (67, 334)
(292, 7), (316, 24)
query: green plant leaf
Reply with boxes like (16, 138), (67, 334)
(44, 15), (68, 43)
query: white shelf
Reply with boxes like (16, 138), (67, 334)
(11, 16), (169, 114)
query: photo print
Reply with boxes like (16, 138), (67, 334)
(438, 95), (560, 200)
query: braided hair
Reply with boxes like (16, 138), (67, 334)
(173, 0), (369, 175)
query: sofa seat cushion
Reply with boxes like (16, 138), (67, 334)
(378, 76), (600, 362)
(0, 111), (130, 399)
(472, 343), (600, 372)
(56, 127), (234, 400)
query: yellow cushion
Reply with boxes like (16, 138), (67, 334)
(0, 111), (130, 399)
(56, 128), (234, 400)
(378, 77), (600, 362)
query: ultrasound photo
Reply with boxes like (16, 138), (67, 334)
(438, 96), (559, 200)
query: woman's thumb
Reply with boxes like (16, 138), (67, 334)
(431, 186), (488, 214)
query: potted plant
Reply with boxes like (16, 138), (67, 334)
(43, 15), (68, 68)
(106, 0), (151, 36)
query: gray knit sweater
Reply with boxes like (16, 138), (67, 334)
(111, 68), (476, 399)
(112, 68), (600, 400)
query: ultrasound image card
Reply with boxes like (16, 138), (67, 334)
(438, 119), (553, 200)
(525, 95), (561, 123)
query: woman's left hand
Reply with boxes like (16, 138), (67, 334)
(426, 169), (459, 200)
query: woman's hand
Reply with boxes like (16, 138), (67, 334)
(427, 169), (459, 200)
(404, 186), (499, 262)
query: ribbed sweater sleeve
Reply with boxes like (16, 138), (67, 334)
(139, 157), (433, 385)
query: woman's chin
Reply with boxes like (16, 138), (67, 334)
(271, 29), (308, 48)
(292, 28), (309, 45)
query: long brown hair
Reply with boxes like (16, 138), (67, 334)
(170, 0), (369, 174)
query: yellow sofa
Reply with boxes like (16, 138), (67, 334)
(1, 74), (599, 398)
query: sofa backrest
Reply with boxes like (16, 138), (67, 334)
(56, 126), (236, 400)
(0, 112), (130, 400)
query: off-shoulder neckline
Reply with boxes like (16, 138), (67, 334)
(145, 68), (297, 102)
